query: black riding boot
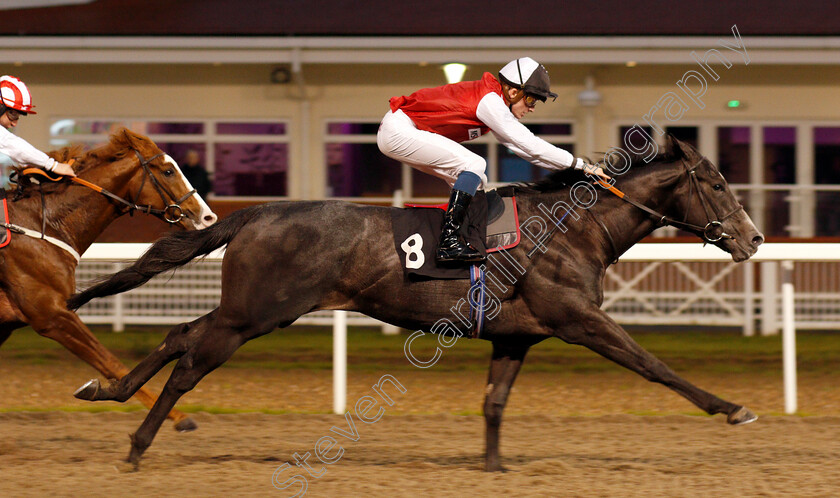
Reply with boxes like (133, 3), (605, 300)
(436, 189), (485, 263)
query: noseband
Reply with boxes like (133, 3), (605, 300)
(597, 157), (742, 244)
(128, 149), (196, 224)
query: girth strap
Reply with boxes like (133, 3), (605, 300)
(0, 221), (81, 262)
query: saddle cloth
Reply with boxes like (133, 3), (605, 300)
(390, 190), (520, 280)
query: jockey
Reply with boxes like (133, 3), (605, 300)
(378, 57), (610, 264)
(0, 75), (75, 177)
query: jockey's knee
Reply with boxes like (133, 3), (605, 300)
(460, 158), (488, 189)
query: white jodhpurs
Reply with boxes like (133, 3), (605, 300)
(377, 109), (488, 188)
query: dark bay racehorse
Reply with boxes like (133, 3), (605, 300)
(70, 136), (764, 469)
(0, 128), (216, 431)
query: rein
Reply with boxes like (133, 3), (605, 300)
(22, 149), (195, 224)
(524, 157), (741, 264)
(8, 149), (195, 262)
(594, 157), (741, 244)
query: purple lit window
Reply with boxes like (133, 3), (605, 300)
(326, 143), (401, 197)
(145, 122), (204, 134)
(814, 127), (840, 235)
(327, 123), (381, 135)
(214, 143), (288, 196)
(216, 123), (286, 135)
(717, 127), (750, 184)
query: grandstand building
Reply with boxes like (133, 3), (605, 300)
(1, 0), (839, 241)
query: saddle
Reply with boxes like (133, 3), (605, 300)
(390, 190), (520, 280)
(0, 168), (82, 262)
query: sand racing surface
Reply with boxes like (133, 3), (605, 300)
(1, 328), (839, 496)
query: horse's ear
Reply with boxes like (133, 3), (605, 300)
(122, 128), (135, 146)
(665, 133), (700, 161)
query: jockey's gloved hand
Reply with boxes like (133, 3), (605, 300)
(583, 163), (611, 182)
(51, 162), (76, 177)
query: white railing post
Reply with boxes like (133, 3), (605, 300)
(743, 261), (754, 337)
(781, 260), (798, 414)
(332, 310), (347, 415)
(113, 262), (124, 333)
(761, 261), (779, 336)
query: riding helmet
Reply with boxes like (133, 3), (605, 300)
(498, 57), (558, 102)
(0, 75), (36, 115)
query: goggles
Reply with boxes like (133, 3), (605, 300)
(523, 93), (540, 108)
(4, 109), (25, 121)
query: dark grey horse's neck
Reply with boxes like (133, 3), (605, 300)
(598, 160), (687, 262)
(557, 160), (687, 267)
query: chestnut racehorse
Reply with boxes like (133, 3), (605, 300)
(0, 128), (216, 430)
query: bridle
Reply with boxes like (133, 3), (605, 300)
(596, 157), (743, 244)
(125, 149), (195, 224)
(22, 148), (195, 224)
(525, 156), (743, 262)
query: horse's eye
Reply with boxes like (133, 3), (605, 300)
(163, 169), (175, 177)
(713, 184), (723, 191)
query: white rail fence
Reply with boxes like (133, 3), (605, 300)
(76, 243), (840, 415)
(77, 243), (840, 336)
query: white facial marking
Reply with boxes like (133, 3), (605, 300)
(164, 154), (217, 229)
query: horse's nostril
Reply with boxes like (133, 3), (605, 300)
(204, 214), (218, 224)
(752, 234), (765, 246)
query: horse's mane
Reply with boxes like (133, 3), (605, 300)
(11, 128), (148, 199)
(495, 136), (685, 196)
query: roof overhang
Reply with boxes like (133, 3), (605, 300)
(1, 36), (839, 65)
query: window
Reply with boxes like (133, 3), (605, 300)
(716, 127), (750, 184)
(618, 125), (654, 154)
(665, 126), (699, 149)
(763, 127), (796, 237)
(213, 122), (288, 197)
(325, 123), (401, 198)
(814, 127), (840, 236)
(49, 118), (290, 197)
(497, 123), (575, 183)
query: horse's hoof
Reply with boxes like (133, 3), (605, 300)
(124, 455), (141, 472)
(485, 461), (509, 473)
(127, 433), (146, 469)
(727, 406), (758, 425)
(73, 379), (101, 400)
(174, 417), (198, 432)
(115, 459), (139, 473)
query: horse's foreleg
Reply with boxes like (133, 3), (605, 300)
(559, 308), (756, 424)
(483, 340), (535, 472)
(28, 307), (196, 430)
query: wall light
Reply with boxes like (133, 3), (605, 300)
(442, 63), (467, 84)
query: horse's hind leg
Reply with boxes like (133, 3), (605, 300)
(559, 307), (756, 424)
(75, 311), (215, 406)
(125, 317), (276, 466)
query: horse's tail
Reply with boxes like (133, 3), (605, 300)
(68, 205), (263, 310)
